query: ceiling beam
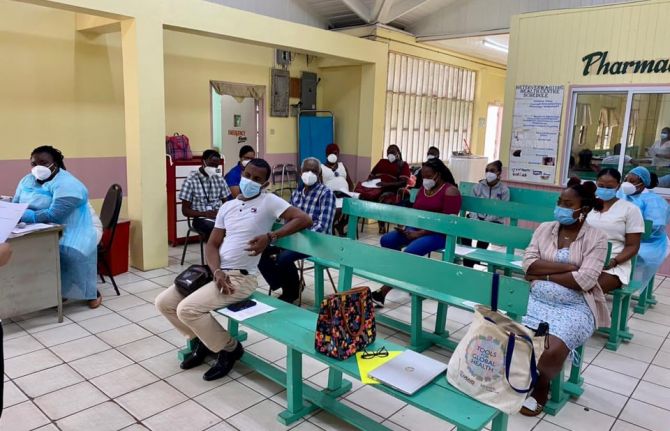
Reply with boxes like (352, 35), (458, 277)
(378, 0), (428, 24)
(370, 0), (389, 22)
(340, 0), (373, 22)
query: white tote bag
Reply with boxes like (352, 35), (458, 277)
(447, 275), (546, 414)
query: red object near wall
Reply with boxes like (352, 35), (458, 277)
(98, 219), (130, 276)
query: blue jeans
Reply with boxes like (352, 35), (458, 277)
(380, 228), (446, 256)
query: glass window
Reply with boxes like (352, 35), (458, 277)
(567, 92), (627, 181)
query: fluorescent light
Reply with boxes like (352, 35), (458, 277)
(482, 39), (508, 53)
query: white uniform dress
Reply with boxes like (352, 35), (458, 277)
(586, 199), (645, 285)
(321, 162), (349, 193)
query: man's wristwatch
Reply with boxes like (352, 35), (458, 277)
(267, 232), (278, 243)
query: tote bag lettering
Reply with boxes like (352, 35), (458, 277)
(447, 274), (545, 414)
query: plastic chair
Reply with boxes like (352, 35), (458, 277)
(98, 184), (123, 296)
(180, 217), (205, 266)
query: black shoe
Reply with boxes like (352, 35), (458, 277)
(203, 342), (244, 381)
(277, 294), (298, 304)
(371, 290), (385, 308)
(180, 338), (213, 370)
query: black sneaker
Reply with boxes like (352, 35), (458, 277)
(180, 338), (213, 370)
(371, 290), (385, 308)
(203, 341), (244, 381)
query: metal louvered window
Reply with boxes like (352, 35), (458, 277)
(384, 53), (476, 164)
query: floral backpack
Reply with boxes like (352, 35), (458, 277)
(314, 286), (376, 360)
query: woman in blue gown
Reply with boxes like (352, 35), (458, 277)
(13, 146), (101, 308)
(617, 166), (670, 291)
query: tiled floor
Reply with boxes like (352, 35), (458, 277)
(2, 230), (670, 431)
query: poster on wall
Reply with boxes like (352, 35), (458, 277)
(509, 85), (564, 184)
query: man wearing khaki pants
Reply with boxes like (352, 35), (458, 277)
(156, 159), (312, 381)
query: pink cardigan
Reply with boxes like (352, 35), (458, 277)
(522, 221), (611, 328)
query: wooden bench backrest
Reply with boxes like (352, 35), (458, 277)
(343, 198), (533, 256)
(460, 196), (555, 224)
(460, 181), (559, 207)
(276, 230), (530, 316)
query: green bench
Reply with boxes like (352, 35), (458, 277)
(185, 231), (523, 431)
(459, 182), (560, 207)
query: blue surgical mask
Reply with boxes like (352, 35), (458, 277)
(596, 187), (617, 201)
(554, 205), (578, 225)
(661, 133), (668, 140)
(239, 177), (262, 198)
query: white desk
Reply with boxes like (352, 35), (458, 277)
(0, 226), (63, 322)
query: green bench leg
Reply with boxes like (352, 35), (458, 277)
(434, 303), (448, 336)
(491, 412), (509, 431)
(409, 295), (433, 352)
(313, 263), (325, 312)
(620, 292), (634, 341)
(278, 347), (314, 425)
(634, 278), (655, 314)
(602, 290), (624, 351)
(545, 346), (584, 416)
(177, 337), (199, 361)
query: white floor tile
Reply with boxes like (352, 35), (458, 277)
(642, 364), (670, 389)
(2, 322), (28, 340)
(117, 335), (175, 362)
(135, 287), (168, 303)
(591, 350), (649, 378)
(139, 350), (183, 379)
(652, 350), (670, 369)
(137, 315), (174, 334)
(632, 380), (670, 411)
(14, 363), (84, 398)
(533, 422), (569, 431)
(620, 398), (670, 431)
(56, 401), (136, 431)
(227, 398), (295, 431)
(116, 381), (188, 420)
(544, 401), (615, 431)
(31, 323), (91, 347)
(49, 335), (112, 362)
(0, 401), (51, 431)
(388, 404), (456, 431)
(144, 400), (221, 431)
(2, 381), (28, 408)
(628, 330), (665, 349)
(195, 380), (266, 419)
(97, 323), (153, 347)
(611, 419), (652, 431)
(121, 279), (164, 295)
(2, 334), (44, 359)
(237, 371), (285, 398)
(118, 303), (162, 322)
(91, 364), (159, 398)
(573, 383), (628, 417)
(70, 349), (134, 379)
(345, 385), (406, 418)
(15, 311), (72, 333)
(580, 364), (639, 396)
(103, 294), (148, 312)
(63, 303), (114, 322)
(627, 317), (670, 337)
(80, 313), (132, 334)
(165, 365), (232, 398)
(4, 349), (63, 378)
(246, 338), (287, 362)
(34, 381), (108, 420)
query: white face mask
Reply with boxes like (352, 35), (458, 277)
(423, 178), (436, 190)
(426, 155), (436, 161)
(241, 159), (251, 167)
(301, 171), (318, 186)
(204, 166), (221, 177)
(621, 181), (638, 196)
(387, 154), (397, 163)
(327, 154), (338, 164)
(31, 164), (53, 181)
(485, 172), (498, 183)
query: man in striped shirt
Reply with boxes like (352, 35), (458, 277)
(258, 157), (336, 303)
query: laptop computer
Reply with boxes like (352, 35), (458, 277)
(368, 350), (448, 395)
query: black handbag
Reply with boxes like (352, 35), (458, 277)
(174, 265), (213, 297)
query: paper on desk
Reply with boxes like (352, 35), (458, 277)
(356, 350), (402, 384)
(511, 260), (523, 268)
(0, 201), (28, 243)
(11, 223), (54, 237)
(361, 179), (382, 189)
(218, 301), (276, 321)
(454, 245), (477, 256)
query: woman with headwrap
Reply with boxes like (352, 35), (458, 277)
(321, 143), (354, 236)
(617, 166), (670, 291)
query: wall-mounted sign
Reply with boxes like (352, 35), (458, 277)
(582, 51), (670, 76)
(509, 85), (564, 184)
(228, 130), (246, 136)
(233, 114), (242, 127)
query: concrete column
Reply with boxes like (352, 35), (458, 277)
(120, 17), (168, 270)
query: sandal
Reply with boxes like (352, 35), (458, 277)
(519, 396), (544, 417)
(88, 290), (102, 309)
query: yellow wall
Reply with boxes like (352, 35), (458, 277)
(164, 29), (323, 156)
(319, 66), (362, 155)
(369, 27), (507, 157)
(0, 2), (125, 160)
(502, 0), (670, 183)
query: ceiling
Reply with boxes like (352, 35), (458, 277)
(207, 0), (642, 66)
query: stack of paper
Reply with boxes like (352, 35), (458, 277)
(0, 202), (28, 242)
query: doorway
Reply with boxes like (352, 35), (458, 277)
(484, 104), (503, 162)
(210, 82), (264, 170)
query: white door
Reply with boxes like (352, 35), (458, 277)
(220, 95), (259, 169)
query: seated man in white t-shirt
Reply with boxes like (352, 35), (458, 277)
(156, 159), (312, 381)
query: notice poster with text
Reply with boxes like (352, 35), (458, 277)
(509, 85), (564, 184)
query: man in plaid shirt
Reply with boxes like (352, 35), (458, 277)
(258, 157), (335, 303)
(179, 149), (232, 241)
